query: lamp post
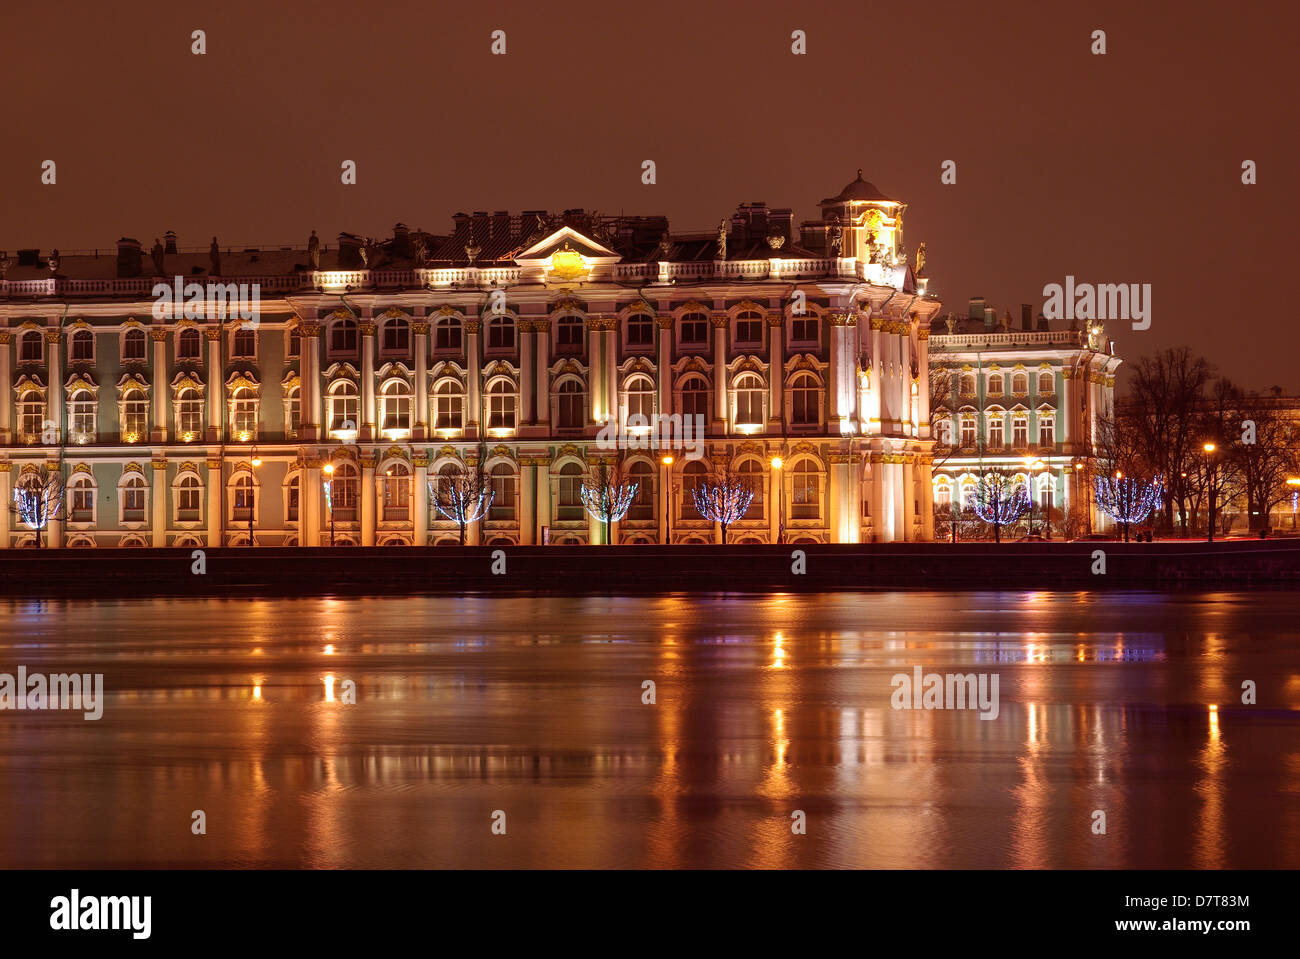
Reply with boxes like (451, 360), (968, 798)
(323, 462), (336, 546)
(771, 456), (785, 544)
(661, 455), (673, 544)
(248, 448), (261, 546)
(1203, 442), (1217, 543)
(1024, 456), (1045, 537)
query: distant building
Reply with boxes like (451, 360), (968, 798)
(927, 299), (1123, 534)
(0, 172), (947, 547)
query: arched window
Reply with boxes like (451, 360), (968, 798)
(123, 328), (147, 362)
(988, 373), (1004, 396)
(960, 477), (978, 509)
(433, 379), (463, 431)
(71, 329), (94, 361)
(681, 460), (707, 519)
(489, 463), (516, 521)
(19, 330), (43, 362)
(330, 461), (358, 520)
(232, 473), (255, 522)
(734, 372), (764, 427)
(232, 326), (255, 358)
(285, 386), (301, 436)
(791, 460), (821, 520)
(120, 474), (147, 523)
(987, 409), (1005, 449)
(624, 374), (654, 424)
(177, 388), (203, 438)
(382, 462), (410, 521)
(230, 387), (257, 440)
(626, 461), (654, 520)
(791, 372), (819, 425)
(286, 473), (300, 522)
(680, 312), (708, 346)
(1038, 370), (1054, 393)
(791, 311), (818, 343)
(680, 375), (708, 419)
(18, 391), (44, 442)
(329, 381), (359, 435)
(735, 310), (763, 345)
(122, 389), (148, 440)
(67, 475), (95, 523)
(959, 415), (976, 448)
(487, 316), (515, 351)
(380, 380), (412, 436)
(557, 379), (584, 429)
(330, 318), (358, 354)
(177, 327), (201, 359)
(287, 325), (301, 358)
(69, 390), (96, 442)
(959, 373), (975, 395)
(935, 417), (953, 446)
(486, 379), (517, 432)
(556, 462), (584, 520)
(556, 315), (584, 354)
(738, 459), (764, 520)
(382, 318), (410, 353)
(1012, 414), (1029, 448)
(1038, 414), (1055, 448)
(176, 474), (202, 522)
(435, 316), (462, 352)
(627, 312), (654, 347)
(1011, 371), (1029, 394)
(934, 477), (953, 508)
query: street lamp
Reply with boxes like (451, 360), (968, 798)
(1203, 442), (1217, 543)
(323, 462), (336, 546)
(248, 448), (262, 546)
(1024, 456), (1046, 537)
(661, 455), (673, 544)
(771, 456), (785, 544)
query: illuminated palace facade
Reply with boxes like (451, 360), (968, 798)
(0, 172), (945, 547)
(928, 300), (1122, 532)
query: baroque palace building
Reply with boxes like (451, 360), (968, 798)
(0, 171), (946, 548)
(928, 299), (1122, 533)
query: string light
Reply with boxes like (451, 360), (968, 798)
(691, 478), (756, 544)
(579, 480), (638, 524)
(1095, 474), (1163, 525)
(973, 473), (1029, 542)
(13, 475), (65, 532)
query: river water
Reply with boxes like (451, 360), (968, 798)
(1, 591), (1296, 868)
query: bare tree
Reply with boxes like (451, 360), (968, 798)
(1126, 347), (1214, 534)
(1091, 411), (1160, 540)
(428, 461), (493, 545)
(1230, 391), (1299, 532)
(11, 466), (65, 549)
(579, 461), (639, 545)
(692, 459), (755, 545)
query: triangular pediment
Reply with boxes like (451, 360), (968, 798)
(514, 226), (620, 263)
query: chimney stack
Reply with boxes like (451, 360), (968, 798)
(968, 296), (985, 320)
(116, 237), (143, 278)
(392, 223), (410, 258)
(1021, 304), (1032, 332)
(164, 231), (178, 255)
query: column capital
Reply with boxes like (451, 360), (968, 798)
(44, 330), (63, 343)
(300, 323), (323, 337)
(411, 321), (430, 335)
(359, 322), (377, 336)
(149, 328), (169, 341)
(465, 320), (482, 335)
(655, 317), (673, 330)
(204, 329), (222, 341)
(0, 332), (12, 345)
(710, 314), (729, 328)
(150, 459), (168, 470)
(205, 458), (223, 470)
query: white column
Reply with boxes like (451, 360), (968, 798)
(768, 315), (783, 429)
(413, 322), (429, 439)
(520, 459), (537, 545)
(0, 332), (11, 443)
(205, 329), (222, 442)
(304, 461), (322, 546)
(603, 324), (617, 426)
(890, 460), (905, 542)
(656, 318), (672, 418)
(46, 331), (63, 444)
(360, 455), (376, 546)
(360, 322), (376, 440)
(534, 321), (550, 427)
(467, 321), (482, 436)
(588, 319), (603, 423)
(902, 456), (916, 542)
(917, 329), (931, 436)
(712, 316), (727, 429)
(151, 459), (167, 547)
(919, 457), (935, 541)
(869, 453), (885, 542)
(206, 457), (222, 547)
(150, 329), (168, 442)
(535, 459), (552, 540)
(45, 459), (63, 547)
(519, 321), (534, 425)
(413, 456), (429, 546)
(0, 466), (9, 547)
(303, 324), (322, 441)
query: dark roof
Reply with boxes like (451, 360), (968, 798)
(822, 170), (895, 205)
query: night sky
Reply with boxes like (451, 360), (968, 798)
(3, 0), (1294, 389)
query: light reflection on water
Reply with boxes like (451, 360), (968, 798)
(0, 591), (1297, 869)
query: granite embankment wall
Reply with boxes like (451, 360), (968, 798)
(1, 541), (1297, 597)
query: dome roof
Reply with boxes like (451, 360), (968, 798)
(824, 170), (895, 204)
